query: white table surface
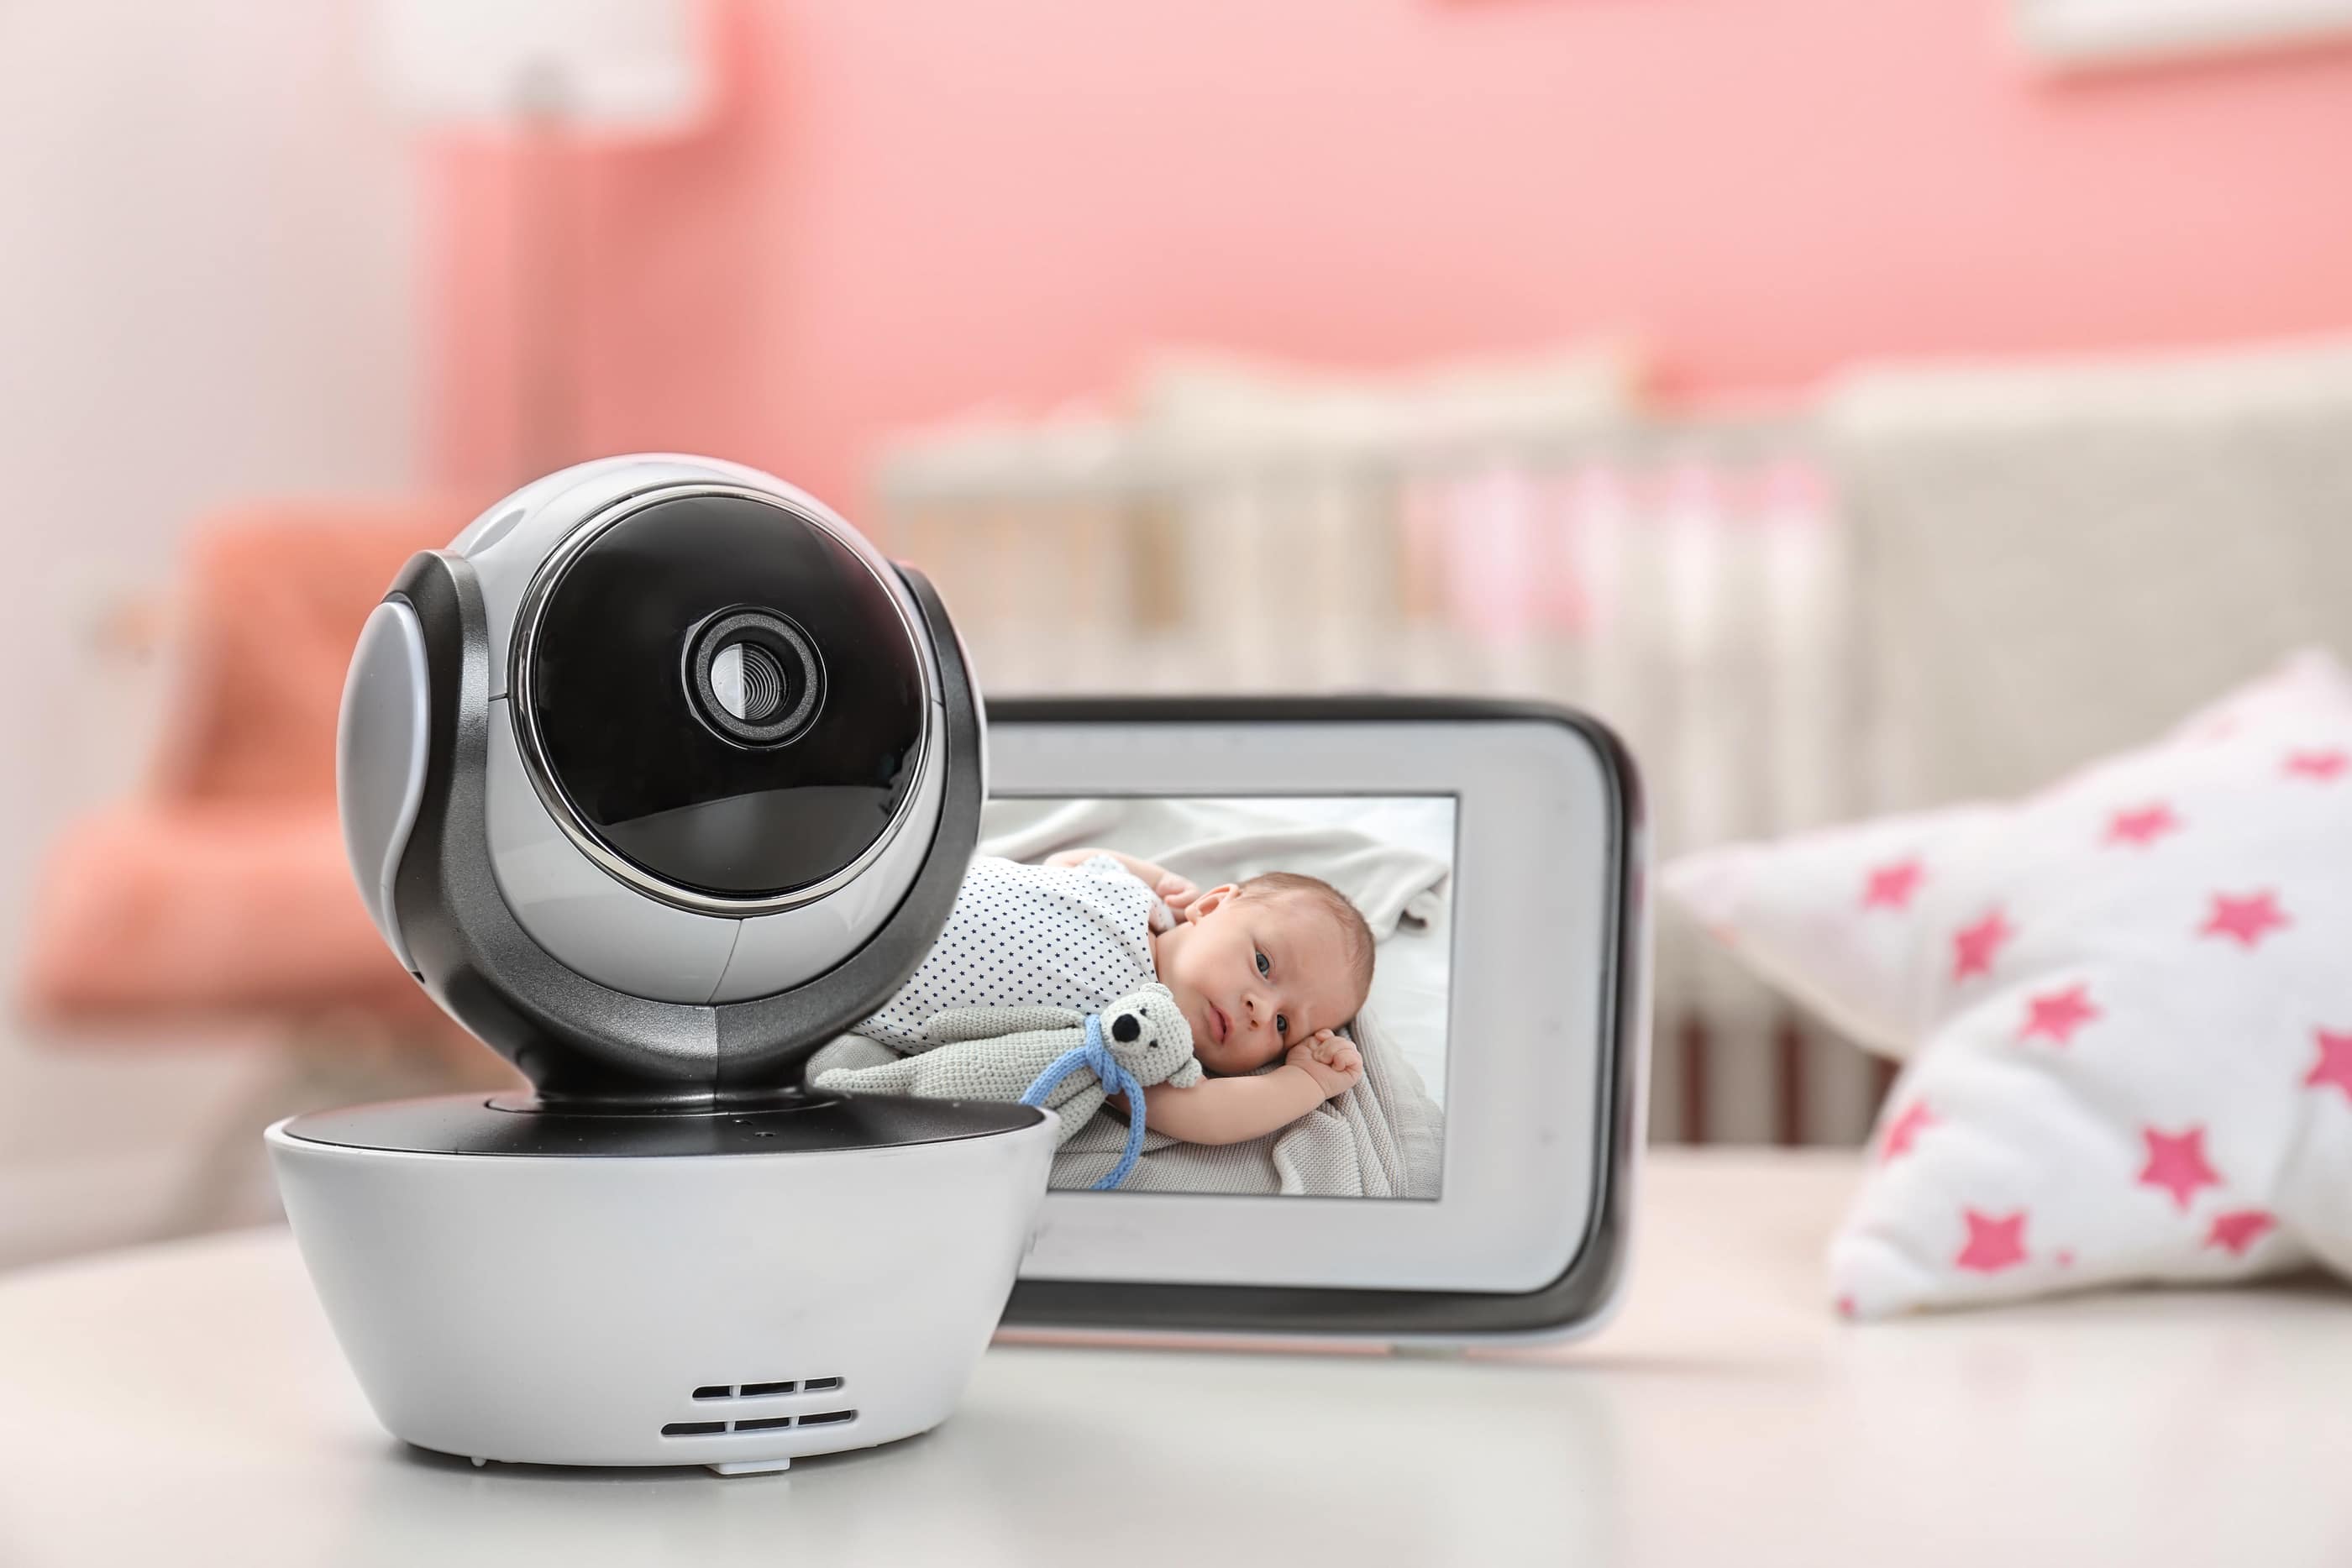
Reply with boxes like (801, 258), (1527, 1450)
(3, 1149), (2349, 1567)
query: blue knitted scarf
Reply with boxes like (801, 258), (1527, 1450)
(1020, 1012), (1147, 1191)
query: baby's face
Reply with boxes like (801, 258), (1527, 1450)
(1152, 888), (1362, 1077)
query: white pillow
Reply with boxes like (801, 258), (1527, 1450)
(1664, 649), (2352, 1317)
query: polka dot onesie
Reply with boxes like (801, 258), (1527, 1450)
(856, 854), (1168, 1052)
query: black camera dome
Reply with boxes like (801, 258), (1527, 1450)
(337, 457), (982, 1106)
(513, 490), (931, 913)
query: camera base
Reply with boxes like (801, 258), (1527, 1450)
(266, 1093), (1054, 1471)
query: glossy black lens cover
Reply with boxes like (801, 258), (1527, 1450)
(524, 492), (926, 900)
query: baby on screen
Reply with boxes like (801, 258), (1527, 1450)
(854, 847), (1374, 1143)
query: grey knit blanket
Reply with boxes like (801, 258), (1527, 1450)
(807, 1002), (1440, 1197)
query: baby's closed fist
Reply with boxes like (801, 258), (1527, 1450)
(1286, 1030), (1363, 1099)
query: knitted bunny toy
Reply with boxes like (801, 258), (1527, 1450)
(813, 984), (1200, 1188)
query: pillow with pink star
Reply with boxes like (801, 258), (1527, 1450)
(1663, 648), (2352, 1318)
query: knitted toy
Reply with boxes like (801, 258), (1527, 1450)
(813, 984), (1200, 1189)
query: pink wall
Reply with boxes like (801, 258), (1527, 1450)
(429, 0), (2352, 515)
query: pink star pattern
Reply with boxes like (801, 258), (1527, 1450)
(2104, 802), (2180, 847)
(1956, 1209), (2029, 1273)
(2138, 1125), (2222, 1211)
(1951, 908), (2013, 983)
(2303, 1028), (2352, 1104)
(2199, 889), (2290, 949)
(1880, 1100), (1935, 1162)
(1690, 656), (2352, 1319)
(1861, 857), (1924, 911)
(2019, 983), (2099, 1046)
(2205, 1209), (2276, 1257)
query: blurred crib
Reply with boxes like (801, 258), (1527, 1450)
(872, 400), (1882, 1148)
(872, 334), (2352, 1149)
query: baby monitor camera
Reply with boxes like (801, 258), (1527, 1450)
(267, 456), (1054, 1474)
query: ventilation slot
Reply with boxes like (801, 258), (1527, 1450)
(684, 1376), (840, 1403)
(669, 1377), (850, 1436)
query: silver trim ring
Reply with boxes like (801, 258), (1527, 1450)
(507, 482), (936, 918)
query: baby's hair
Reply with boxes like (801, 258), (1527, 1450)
(1237, 872), (1375, 1015)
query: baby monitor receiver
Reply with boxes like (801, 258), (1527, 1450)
(972, 699), (1649, 1348)
(267, 455), (1053, 1475)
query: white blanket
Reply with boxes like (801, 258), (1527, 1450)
(977, 796), (1450, 937)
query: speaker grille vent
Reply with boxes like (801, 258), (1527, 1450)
(662, 1412), (858, 1439)
(664, 1377), (855, 1439)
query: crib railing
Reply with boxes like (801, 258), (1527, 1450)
(873, 412), (1887, 1146)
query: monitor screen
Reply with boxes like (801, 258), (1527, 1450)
(816, 793), (1455, 1201)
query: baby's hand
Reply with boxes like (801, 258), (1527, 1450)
(1044, 847), (1197, 915)
(1152, 870), (1200, 913)
(1285, 1029), (1363, 1099)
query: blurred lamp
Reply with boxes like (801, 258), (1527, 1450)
(368, 0), (713, 137)
(366, 0), (716, 475)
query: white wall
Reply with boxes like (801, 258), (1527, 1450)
(0, 0), (419, 1266)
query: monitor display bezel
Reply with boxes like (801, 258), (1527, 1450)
(982, 697), (1645, 1342)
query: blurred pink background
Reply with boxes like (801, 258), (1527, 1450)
(428, 0), (2352, 508)
(7, 0), (2352, 1268)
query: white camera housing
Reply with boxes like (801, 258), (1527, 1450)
(268, 455), (1052, 1474)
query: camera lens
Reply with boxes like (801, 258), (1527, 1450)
(713, 643), (780, 722)
(516, 490), (929, 909)
(685, 608), (823, 747)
